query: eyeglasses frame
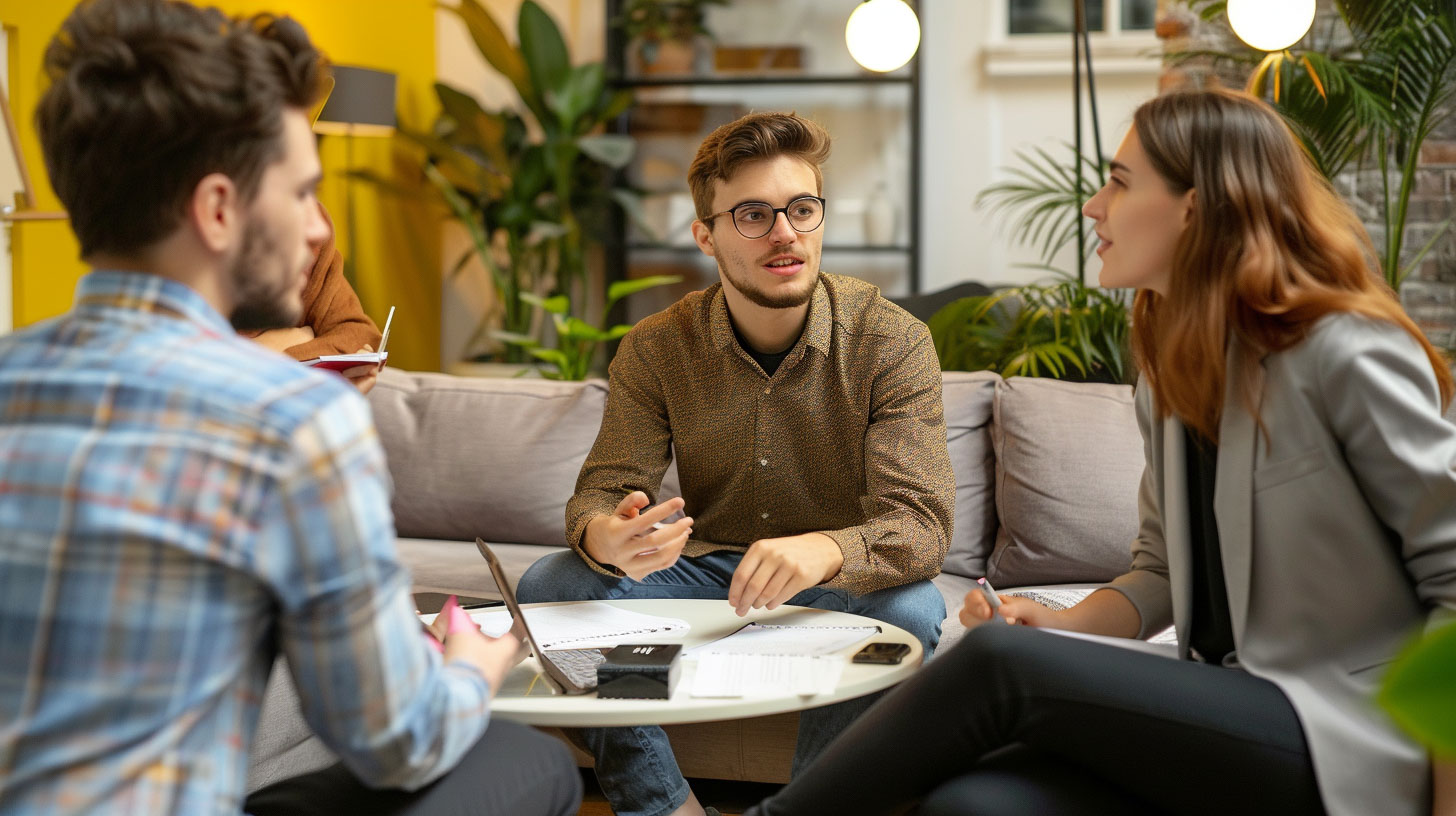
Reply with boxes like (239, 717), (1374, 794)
(701, 195), (828, 239)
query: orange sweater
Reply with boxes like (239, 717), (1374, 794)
(283, 206), (382, 361)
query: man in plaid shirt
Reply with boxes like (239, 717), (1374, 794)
(0, 2), (578, 814)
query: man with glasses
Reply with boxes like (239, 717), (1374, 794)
(516, 111), (955, 816)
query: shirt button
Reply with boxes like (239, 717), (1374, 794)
(759, 458), (768, 466)
(761, 512), (769, 519)
(763, 386), (771, 394)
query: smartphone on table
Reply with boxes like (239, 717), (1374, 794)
(852, 642), (912, 664)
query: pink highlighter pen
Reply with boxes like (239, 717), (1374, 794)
(977, 577), (1010, 624)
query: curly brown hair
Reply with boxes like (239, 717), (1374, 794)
(36, 0), (329, 258)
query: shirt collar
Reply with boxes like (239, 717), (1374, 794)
(74, 270), (235, 338)
(707, 274), (833, 357)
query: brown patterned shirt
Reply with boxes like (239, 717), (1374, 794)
(565, 273), (955, 595)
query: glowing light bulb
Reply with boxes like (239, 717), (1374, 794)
(846, 0), (921, 73)
(1227, 0), (1315, 52)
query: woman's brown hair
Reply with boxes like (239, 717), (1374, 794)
(1129, 88), (1453, 441)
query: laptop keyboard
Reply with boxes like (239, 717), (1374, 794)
(546, 648), (607, 690)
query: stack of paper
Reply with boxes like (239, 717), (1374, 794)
(686, 623), (879, 698)
(691, 653), (845, 697)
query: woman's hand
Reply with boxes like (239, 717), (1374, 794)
(958, 590), (1062, 629)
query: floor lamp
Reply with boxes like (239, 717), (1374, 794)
(313, 65), (398, 283)
(1071, 0), (1105, 287)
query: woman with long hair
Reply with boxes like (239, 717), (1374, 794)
(745, 89), (1456, 816)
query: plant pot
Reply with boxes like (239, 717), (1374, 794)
(635, 37), (697, 76)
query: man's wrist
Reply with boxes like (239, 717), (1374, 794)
(808, 532), (844, 583)
(581, 514), (613, 567)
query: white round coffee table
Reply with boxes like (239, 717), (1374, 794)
(487, 599), (922, 728)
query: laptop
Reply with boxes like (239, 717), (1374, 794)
(474, 538), (605, 695)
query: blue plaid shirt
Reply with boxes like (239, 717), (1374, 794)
(0, 272), (491, 815)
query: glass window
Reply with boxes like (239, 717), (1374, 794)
(1007, 0), (1156, 34)
(1121, 0), (1156, 30)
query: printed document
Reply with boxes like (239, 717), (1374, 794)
(469, 602), (690, 650)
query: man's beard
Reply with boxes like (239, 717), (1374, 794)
(228, 218), (303, 332)
(719, 257), (817, 309)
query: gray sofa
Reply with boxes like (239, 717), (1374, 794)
(358, 365), (1154, 784)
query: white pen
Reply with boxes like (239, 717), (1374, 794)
(977, 577), (1010, 624)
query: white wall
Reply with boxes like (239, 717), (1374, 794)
(921, 2), (1161, 292)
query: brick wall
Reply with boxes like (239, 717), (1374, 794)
(1156, 0), (1456, 350)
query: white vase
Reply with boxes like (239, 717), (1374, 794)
(864, 185), (897, 246)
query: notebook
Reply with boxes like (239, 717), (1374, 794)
(303, 306), (394, 371)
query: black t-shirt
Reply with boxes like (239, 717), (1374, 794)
(1185, 426), (1236, 665)
(732, 325), (798, 378)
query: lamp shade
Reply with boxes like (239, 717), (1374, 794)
(314, 65), (397, 137)
(846, 0), (920, 73)
(1227, 0), (1315, 52)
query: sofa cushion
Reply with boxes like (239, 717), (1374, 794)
(368, 369), (606, 545)
(986, 377), (1144, 586)
(938, 371), (1001, 578)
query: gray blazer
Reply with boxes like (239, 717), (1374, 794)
(1106, 313), (1456, 816)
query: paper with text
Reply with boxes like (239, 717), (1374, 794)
(468, 602), (690, 650)
(685, 622), (879, 657)
(690, 653), (846, 697)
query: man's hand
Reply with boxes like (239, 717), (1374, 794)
(958, 590), (1060, 629)
(340, 343), (381, 395)
(243, 325), (315, 353)
(582, 491), (693, 581)
(728, 533), (843, 616)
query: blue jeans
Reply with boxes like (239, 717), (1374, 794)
(516, 549), (946, 816)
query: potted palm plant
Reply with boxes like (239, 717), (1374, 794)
(403, 0), (675, 371)
(1184, 0), (1456, 289)
(929, 144), (1135, 385)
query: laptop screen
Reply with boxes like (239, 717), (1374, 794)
(473, 538), (589, 694)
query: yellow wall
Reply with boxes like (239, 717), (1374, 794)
(0, 0), (442, 370)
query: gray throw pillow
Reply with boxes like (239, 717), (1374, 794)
(986, 377), (1143, 586)
(938, 371), (1001, 578)
(368, 369), (607, 545)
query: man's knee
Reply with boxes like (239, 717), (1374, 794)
(516, 550), (611, 604)
(851, 580), (946, 653)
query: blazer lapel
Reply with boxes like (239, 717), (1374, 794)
(1214, 344), (1263, 646)
(1160, 415), (1193, 657)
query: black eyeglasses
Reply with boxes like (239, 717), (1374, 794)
(703, 195), (826, 239)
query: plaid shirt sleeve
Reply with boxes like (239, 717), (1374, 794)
(256, 389), (491, 790)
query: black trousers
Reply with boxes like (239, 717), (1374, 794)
(243, 719), (582, 816)
(748, 624), (1326, 816)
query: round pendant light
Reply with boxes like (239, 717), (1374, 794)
(846, 0), (921, 73)
(1226, 0), (1316, 52)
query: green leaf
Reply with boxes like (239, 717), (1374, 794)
(518, 0), (571, 104)
(443, 0), (532, 101)
(491, 330), (539, 348)
(520, 291), (570, 315)
(550, 63), (606, 130)
(606, 275), (682, 309)
(527, 347), (569, 367)
(1379, 624), (1456, 757)
(577, 133), (636, 169)
(610, 188), (660, 241)
(558, 316), (612, 342)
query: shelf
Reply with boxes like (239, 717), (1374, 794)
(611, 73), (915, 89)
